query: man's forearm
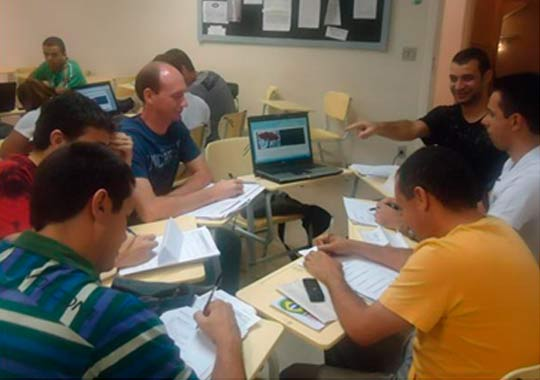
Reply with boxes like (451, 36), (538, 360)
(376, 120), (419, 141)
(326, 278), (372, 344)
(169, 170), (211, 197)
(212, 339), (245, 380)
(347, 240), (412, 271)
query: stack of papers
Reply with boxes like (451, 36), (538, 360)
(119, 219), (219, 276)
(187, 183), (264, 220)
(350, 164), (398, 177)
(278, 279), (337, 324)
(296, 247), (398, 302)
(343, 197), (378, 226)
(161, 290), (260, 380)
(360, 226), (409, 249)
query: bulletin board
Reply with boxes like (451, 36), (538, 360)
(198, 0), (392, 51)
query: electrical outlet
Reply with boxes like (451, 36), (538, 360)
(401, 47), (417, 61)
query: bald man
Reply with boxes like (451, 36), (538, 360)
(119, 62), (242, 292)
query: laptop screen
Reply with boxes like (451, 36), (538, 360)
(249, 113), (312, 165)
(74, 82), (118, 113)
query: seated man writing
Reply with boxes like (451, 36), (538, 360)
(120, 62), (242, 292)
(282, 146), (539, 379)
(0, 142), (245, 379)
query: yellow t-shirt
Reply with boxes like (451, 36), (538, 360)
(380, 217), (539, 379)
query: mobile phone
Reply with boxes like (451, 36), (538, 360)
(303, 278), (325, 303)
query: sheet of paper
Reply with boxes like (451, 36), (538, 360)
(354, 0), (378, 19)
(119, 226), (219, 276)
(193, 290), (260, 338)
(161, 290), (260, 379)
(382, 173), (396, 197)
(207, 25), (227, 36)
(298, 0), (321, 29)
(341, 258), (398, 301)
(262, 0), (292, 32)
(324, 0), (341, 26)
(244, 0), (263, 4)
(161, 307), (215, 380)
(159, 218), (184, 265)
(343, 197), (378, 226)
(278, 279), (337, 324)
(271, 297), (325, 330)
(350, 164), (399, 178)
(325, 26), (349, 41)
(228, 0), (242, 22)
(203, 1), (229, 24)
(360, 226), (409, 249)
(187, 183), (264, 220)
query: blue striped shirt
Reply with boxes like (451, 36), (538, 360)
(0, 231), (198, 379)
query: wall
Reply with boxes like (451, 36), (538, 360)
(431, 0), (474, 107)
(1, 0), (441, 163)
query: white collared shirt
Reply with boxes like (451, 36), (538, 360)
(489, 146), (540, 260)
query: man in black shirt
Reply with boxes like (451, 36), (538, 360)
(348, 47), (505, 192)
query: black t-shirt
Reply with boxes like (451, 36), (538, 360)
(420, 104), (506, 192)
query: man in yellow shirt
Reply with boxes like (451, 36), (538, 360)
(282, 146), (539, 379)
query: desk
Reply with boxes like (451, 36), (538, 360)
(351, 172), (393, 198)
(261, 99), (312, 114)
(239, 170), (353, 264)
(101, 216), (205, 285)
(237, 259), (344, 349)
(243, 319), (284, 379)
(0, 108), (25, 118)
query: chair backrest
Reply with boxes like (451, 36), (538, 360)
(218, 110), (247, 139)
(227, 82), (240, 111)
(205, 137), (252, 180)
(324, 91), (351, 121)
(264, 85), (280, 101)
(190, 123), (206, 149)
(112, 76), (135, 98)
(500, 364), (540, 380)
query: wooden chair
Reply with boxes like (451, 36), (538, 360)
(189, 123), (207, 149)
(311, 91), (351, 166)
(112, 76), (135, 99)
(218, 110), (247, 139)
(262, 85), (280, 114)
(205, 137), (304, 261)
(500, 364), (540, 380)
(15, 66), (36, 85)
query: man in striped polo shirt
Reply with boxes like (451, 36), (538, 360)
(0, 143), (245, 378)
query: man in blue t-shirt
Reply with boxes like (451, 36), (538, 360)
(120, 62), (242, 293)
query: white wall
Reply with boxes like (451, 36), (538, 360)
(1, 0), (441, 163)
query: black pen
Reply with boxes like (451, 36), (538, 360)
(202, 274), (223, 316)
(126, 227), (137, 236)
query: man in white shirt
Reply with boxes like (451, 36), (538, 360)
(182, 92), (210, 131)
(482, 72), (540, 259)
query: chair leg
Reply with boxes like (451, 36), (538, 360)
(318, 141), (325, 163)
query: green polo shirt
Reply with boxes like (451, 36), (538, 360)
(32, 58), (87, 89)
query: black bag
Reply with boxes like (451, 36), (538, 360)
(111, 277), (196, 315)
(241, 190), (332, 250)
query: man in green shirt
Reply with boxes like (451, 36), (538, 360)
(32, 36), (86, 93)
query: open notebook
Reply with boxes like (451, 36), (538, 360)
(161, 290), (260, 380)
(187, 182), (264, 220)
(119, 218), (219, 276)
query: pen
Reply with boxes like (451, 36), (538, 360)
(202, 273), (223, 316)
(127, 227), (137, 236)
